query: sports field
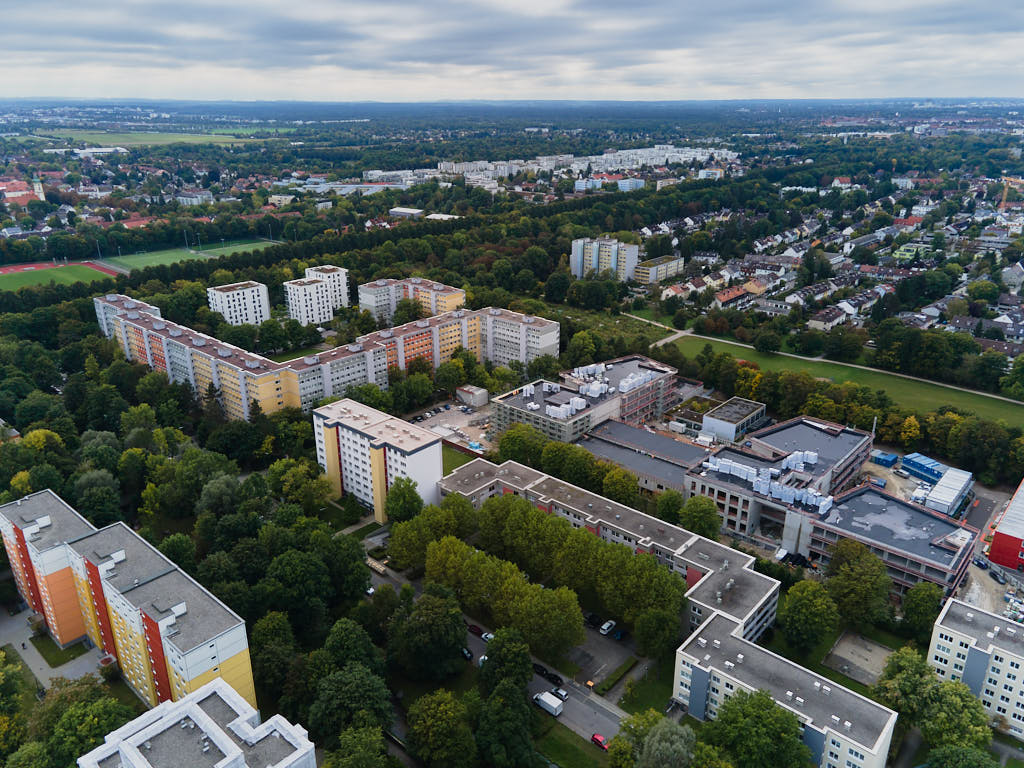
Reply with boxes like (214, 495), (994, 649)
(675, 335), (1024, 424)
(36, 130), (254, 146)
(0, 264), (111, 291)
(106, 239), (273, 271)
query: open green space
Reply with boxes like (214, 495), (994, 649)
(595, 656), (637, 695)
(106, 239), (273, 272)
(267, 345), (326, 363)
(352, 522), (382, 540)
(36, 129), (255, 146)
(443, 444), (475, 474)
(619, 658), (674, 714)
(538, 302), (673, 345)
(391, 662), (480, 709)
(30, 634), (88, 667)
(0, 264), (109, 291)
(675, 335), (1024, 423)
(2, 644), (42, 711)
(536, 719), (611, 768)
(195, 239), (275, 258)
(104, 676), (148, 714)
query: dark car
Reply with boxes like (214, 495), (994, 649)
(991, 569), (1008, 585)
(974, 557), (990, 570)
(533, 663), (549, 678)
(468, 624), (484, 636)
(613, 628), (629, 642)
(544, 671), (564, 687)
(583, 612), (602, 628)
(461, 647), (473, 661)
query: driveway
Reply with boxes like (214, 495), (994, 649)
(0, 607), (103, 688)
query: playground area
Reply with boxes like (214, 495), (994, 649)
(822, 631), (894, 686)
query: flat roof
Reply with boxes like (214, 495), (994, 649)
(587, 421), (708, 466)
(1000, 477), (1024, 540)
(315, 399), (439, 452)
(927, 468), (974, 507)
(495, 379), (607, 421)
(0, 490), (94, 552)
(308, 264), (345, 274)
(704, 397), (764, 424)
(283, 277), (323, 288)
(939, 599), (1024, 659)
(682, 613), (894, 749)
(578, 438), (689, 489)
(438, 458), (545, 497)
(820, 487), (976, 569)
(561, 355), (676, 393)
(748, 418), (870, 471)
(210, 281), (264, 293)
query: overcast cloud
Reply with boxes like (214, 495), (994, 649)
(0, 0), (1021, 100)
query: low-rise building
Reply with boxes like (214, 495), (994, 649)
(389, 206), (423, 218)
(77, 678), (315, 768)
(809, 306), (848, 332)
(712, 286), (749, 310)
(206, 282), (271, 327)
(313, 399), (441, 522)
(634, 254), (686, 285)
(701, 397), (767, 442)
(576, 420), (707, 493)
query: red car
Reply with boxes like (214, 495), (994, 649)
(591, 734), (608, 751)
(467, 624), (484, 636)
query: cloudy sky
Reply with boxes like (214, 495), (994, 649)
(1, 0), (1020, 101)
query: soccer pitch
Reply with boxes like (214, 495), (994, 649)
(0, 264), (111, 291)
(106, 240), (274, 271)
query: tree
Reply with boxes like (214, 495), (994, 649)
(704, 689), (812, 768)
(680, 495), (721, 540)
(925, 745), (999, 768)
(324, 725), (388, 768)
(610, 709), (664, 768)
(324, 618), (383, 675)
(476, 678), (539, 768)
(778, 581), (839, 653)
(603, 467), (638, 506)
(872, 646), (935, 740)
(635, 608), (681, 660)
(636, 718), (695, 768)
(565, 330), (597, 366)
(407, 690), (476, 768)
(825, 543), (891, 630)
(497, 423), (547, 468)
(902, 581), (944, 645)
(753, 331), (781, 354)
(920, 680), (991, 750)
(545, 271), (571, 303)
(900, 415), (921, 450)
(434, 361), (465, 397)
(389, 586), (467, 681)
(26, 675), (108, 743)
(690, 742), (734, 768)
(479, 627), (532, 697)
(308, 663), (392, 749)
(47, 697), (134, 768)
(157, 533), (196, 574)
(251, 611), (297, 700)
(384, 476), (423, 523)
(393, 298), (424, 326)
(4, 742), (48, 768)
(655, 490), (684, 524)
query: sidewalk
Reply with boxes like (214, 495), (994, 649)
(0, 608), (102, 687)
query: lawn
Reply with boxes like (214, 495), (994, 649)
(537, 302), (673, 346)
(106, 247), (206, 271)
(391, 662), (480, 709)
(30, 634), (88, 667)
(0, 264), (110, 291)
(1, 644), (42, 710)
(36, 129), (256, 146)
(536, 719), (611, 768)
(628, 306), (668, 324)
(195, 239), (275, 258)
(619, 658), (674, 714)
(443, 445), (475, 474)
(267, 345), (326, 363)
(675, 335), (1024, 424)
(352, 522), (382, 540)
(104, 676), (148, 714)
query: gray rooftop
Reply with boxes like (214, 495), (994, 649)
(748, 419), (870, 471)
(578, 438), (691, 490)
(0, 490), (94, 552)
(586, 421), (708, 467)
(438, 458), (546, 498)
(145, 715), (225, 768)
(68, 523), (172, 594)
(495, 379), (608, 420)
(196, 691), (296, 768)
(127, 570), (239, 653)
(940, 599), (1024, 657)
(682, 539), (777, 622)
(821, 488), (975, 569)
(704, 397), (764, 424)
(683, 613), (894, 749)
(599, 356), (676, 391)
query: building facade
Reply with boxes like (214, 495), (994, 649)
(570, 238), (640, 282)
(357, 277), (466, 324)
(438, 458), (896, 766)
(284, 277), (334, 326)
(206, 282), (270, 327)
(95, 294), (556, 421)
(990, 477), (1024, 571)
(77, 678), (315, 768)
(305, 264), (350, 308)
(313, 399), (442, 523)
(633, 254), (686, 285)
(0, 491), (256, 709)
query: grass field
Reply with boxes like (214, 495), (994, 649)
(443, 445), (476, 474)
(30, 634), (88, 667)
(0, 264), (110, 291)
(536, 720), (610, 768)
(107, 239), (273, 271)
(619, 658), (674, 714)
(36, 129), (255, 146)
(676, 335), (1024, 423)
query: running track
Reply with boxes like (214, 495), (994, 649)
(0, 260), (121, 278)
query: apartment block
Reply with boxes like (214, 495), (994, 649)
(77, 678), (315, 768)
(0, 491), (256, 709)
(928, 599), (1024, 741)
(313, 399), (441, 523)
(305, 264), (350, 308)
(284, 278), (334, 326)
(633, 254), (686, 285)
(358, 277), (465, 324)
(570, 238), (640, 282)
(206, 282), (271, 327)
(439, 459), (896, 765)
(94, 295), (555, 420)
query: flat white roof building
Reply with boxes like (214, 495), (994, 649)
(304, 265), (349, 309)
(206, 282), (270, 327)
(77, 678), (315, 768)
(284, 278), (333, 327)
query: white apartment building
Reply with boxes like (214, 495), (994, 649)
(570, 238), (640, 282)
(305, 264), (350, 309)
(929, 599), (1024, 741)
(313, 399), (442, 523)
(358, 277), (466, 325)
(77, 678), (315, 768)
(284, 278), (334, 326)
(206, 282), (270, 327)
(478, 307), (560, 367)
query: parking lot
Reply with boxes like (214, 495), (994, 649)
(410, 402), (494, 450)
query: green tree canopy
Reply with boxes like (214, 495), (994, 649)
(407, 689), (477, 768)
(778, 580), (839, 653)
(704, 689), (813, 768)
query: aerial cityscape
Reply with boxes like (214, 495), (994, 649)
(1, 4), (1024, 768)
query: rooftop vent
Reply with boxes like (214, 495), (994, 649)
(217, 348), (232, 358)
(153, 322), (166, 330)
(245, 360), (260, 369)
(169, 329), (182, 337)
(843, 721), (851, 731)
(192, 338), (206, 347)
(127, 311), (140, 320)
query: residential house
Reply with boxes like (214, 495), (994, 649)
(713, 286), (749, 310)
(808, 306), (847, 332)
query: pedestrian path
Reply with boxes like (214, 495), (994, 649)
(0, 608), (102, 687)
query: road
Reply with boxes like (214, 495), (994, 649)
(625, 314), (1024, 407)
(368, 568), (625, 742)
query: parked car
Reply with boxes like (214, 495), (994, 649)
(533, 663), (549, 677)
(551, 688), (569, 701)
(583, 612), (602, 628)
(599, 620), (616, 636)
(991, 570), (1008, 585)
(613, 628), (629, 642)
(365, 586), (375, 596)
(974, 557), (990, 570)
(591, 734), (608, 751)
(544, 671), (563, 686)
(461, 647), (473, 661)
(894, 468), (910, 478)
(468, 624), (484, 636)
(481, 631), (495, 643)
